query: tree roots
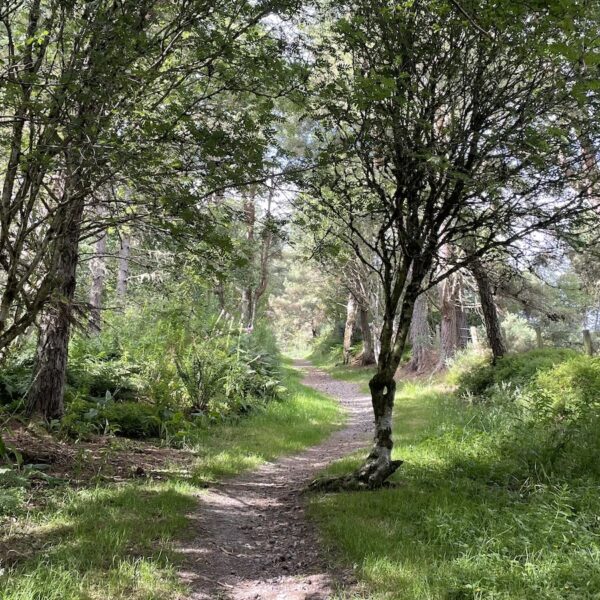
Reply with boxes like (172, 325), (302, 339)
(306, 459), (403, 493)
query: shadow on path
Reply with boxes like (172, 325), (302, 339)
(178, 359), (373, 599)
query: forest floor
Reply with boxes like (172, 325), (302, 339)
(178, 359), (373, 600)
(0, 362), (343, 600)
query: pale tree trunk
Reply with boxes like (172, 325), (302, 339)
(116, 232), (130, 302)
(310, 276), (422, 491)
(343, 293), (358, 365)
(407, 293), (432, 372)
(457, 300), (469, 349)
(470, 258), (506, 362)
(27, 196), (84, 420)
(358, 306), (376, 365)
(437, 274), (461, 369)
(88, 230), (107, 333)
(241, 193), (256, 328)
(241, 189), (274, 329)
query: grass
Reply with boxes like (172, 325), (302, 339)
(188, 363), (344, 484)
(0, 363), (343, 600)
(309, 372), (600, 600)
(308, 350), (376, 389)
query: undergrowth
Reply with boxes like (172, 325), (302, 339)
(311, 349), (600, 600)
(0, 363), (342, 600)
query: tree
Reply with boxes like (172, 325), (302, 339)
(301, 0), (595, 489)
(9, 0), (302, 418)
(470, 258), (507, 361)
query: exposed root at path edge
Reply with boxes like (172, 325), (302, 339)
(306, 459), (404, 493)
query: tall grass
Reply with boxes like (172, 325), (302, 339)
(310, 358), (600, 600)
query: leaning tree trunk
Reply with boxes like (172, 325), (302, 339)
(470, 259), (506, 362)
(88, 230), (107, 333)
(116, 232), (130, 302)
(358, 306), (376, 365)
(407, 293), (432, 372)
(343, 293), (358, 365)
(27, 200), (84, 420)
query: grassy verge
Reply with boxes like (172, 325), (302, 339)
(309, 371), (600, 599)
(0, 363), (343, 600)
(308, 351), (376, 389)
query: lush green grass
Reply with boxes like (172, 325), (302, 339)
(310, 373), (600, 600)
(0, 364), (343, 600)
(308, 350), (376, 390)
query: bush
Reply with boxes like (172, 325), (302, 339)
(501, 313), (537, 353)
(454, 348), (578, 397)
(62, 397), (163, 439)
(0, 348), (35, 408)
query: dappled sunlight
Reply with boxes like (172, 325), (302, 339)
(0, 483), (195, 600)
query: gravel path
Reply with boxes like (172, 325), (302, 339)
(178, 359), (373, 599)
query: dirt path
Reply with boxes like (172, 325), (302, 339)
(178, 359), (373, 599)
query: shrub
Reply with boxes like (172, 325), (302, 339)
(0, 348), (35, 408)
(501, 313), (537, 353)
(454, 348), (578, 397)
(62, 397), (162, 439)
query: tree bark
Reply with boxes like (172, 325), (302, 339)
(343, 293), (358, 364)
(470, 259), (507, 362)
(437, 275), (460, 368)
(27, 197), (84, 419)
(88, 230), (107, 333)
(407, 293), (432, 372)
(358, 306), (376, 365)
(117, 232), (130, 302)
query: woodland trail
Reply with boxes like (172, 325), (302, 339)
(178, 359), (373, 600)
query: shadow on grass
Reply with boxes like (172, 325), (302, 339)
(310, 383), (600, 600)
(0, 480), (197, 599)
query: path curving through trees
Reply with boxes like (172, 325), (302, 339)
(178, 359), (372, 599)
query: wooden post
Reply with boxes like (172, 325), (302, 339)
(583, 329), (594, 356)
(469, 326), (480, 350)
(534, 325), (543, 349)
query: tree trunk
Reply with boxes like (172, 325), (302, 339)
(535, 325), (543, 349)
(407, 293), (432, 372)
(457, 301), (469, 349)
(309, 286), (419, 492)
(583, 329), (594, 356)
(358, 306), (376, 365)
(437, 275), (460, 369)
(88, 230), (107, 333)
(470, 259), (507, 362)
(27, 198), (83, 420)
(343, 293), (358, 365)
(241, 287), (255, 329)
(117, 232), (130, 301)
